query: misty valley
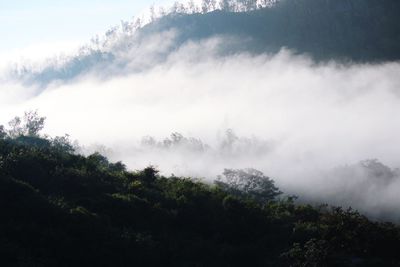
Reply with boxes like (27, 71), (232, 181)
(1, 0), (400, 266)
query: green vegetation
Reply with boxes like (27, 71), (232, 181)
(1, 114), (400, 266)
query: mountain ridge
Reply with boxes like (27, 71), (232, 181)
(12, 0), (400, 86)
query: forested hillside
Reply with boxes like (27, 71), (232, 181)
(143, 0), (400, 61)
(17, 0), (400, 86)
(1, 113), (400, 266)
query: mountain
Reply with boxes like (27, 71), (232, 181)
(14, 0), (400, 87)
(143, 0), (400, 61)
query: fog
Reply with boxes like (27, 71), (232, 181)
(2, 32), (400, 220)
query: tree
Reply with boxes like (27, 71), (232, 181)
(220, 128), (238, 152)
(235, 0), (257, 11)
(149, 5), (156, 22)
(202, 0), (217, 13)
(215, 168), (281, 204)
(187, 0), (199, 13)
(170, 1), (180, 13)
(142, 166), (159, 184)
(158, 6), (167, 17)
(8, 116), (23, 138)
(7, 110), (46, 138)
(219, 0), (234, 11)
(51, 134), (75, 153)
(23, 110), (46, 137)
(133, 18), (142, 29)
(245, 0), (257, 11)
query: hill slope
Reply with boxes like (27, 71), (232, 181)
(143, 0), (400, 61)
(1, 134), (400, 266)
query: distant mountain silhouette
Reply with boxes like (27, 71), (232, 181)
(14, 0), (400, 86)
(144, 0), (400, 61)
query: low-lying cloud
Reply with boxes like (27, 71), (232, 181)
(2, 33), (400, 220)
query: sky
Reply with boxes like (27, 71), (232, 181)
(0, 0), (170, 59)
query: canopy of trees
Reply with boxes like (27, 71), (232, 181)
(1, 115), (400, 266)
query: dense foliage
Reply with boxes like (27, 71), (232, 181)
(1, 115), (400, 266)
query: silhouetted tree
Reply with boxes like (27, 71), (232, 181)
(7, 116), (23, 138)
(51, 134), (75, 153)
(7, 110), (46, 138)
(158, 6), (167, 17)
(149, 5), (157, 22)
(24, 111), (46, 137)
(142, 166), (159, 184)
(219, 0), (234, 11)
(202, 0), (217, 13)
(188, 0), (199, 13)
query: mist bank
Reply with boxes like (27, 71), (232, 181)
(85, 131), (400, 221)
(2, 36), (400, 219)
